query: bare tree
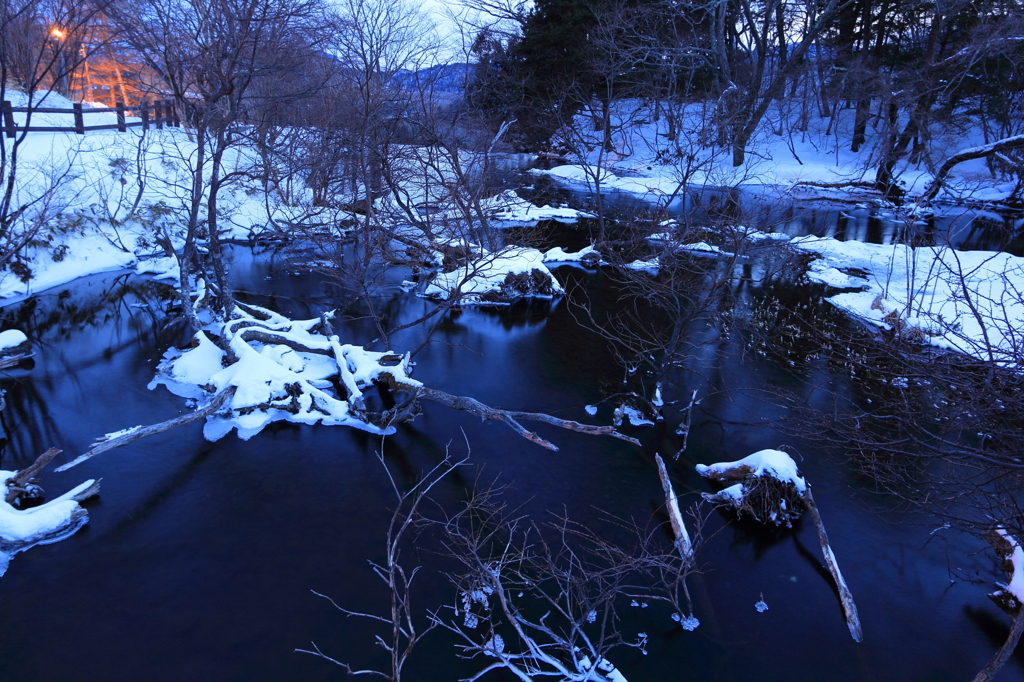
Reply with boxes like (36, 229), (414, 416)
(109, 0), (326, 321)
(433, 483), (702, 681)
(0, 0), (110, 273)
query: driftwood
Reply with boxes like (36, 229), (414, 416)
(4, 448), (61, 504)
(655, 454), (693, 562)
(56, 387), (238, 472)
(0, 353), (29, 370)
(415, 387), (641, 451)
(803, 485), (863, 643)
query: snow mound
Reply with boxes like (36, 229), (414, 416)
(696, 449), (807, 492)
(696, 449), (807, 526)
(422, 246), (563, 305)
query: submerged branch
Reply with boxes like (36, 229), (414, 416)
(415, 387), (641, 451)
(5, 448), (61, 504)
(804, 485), (863, 643)
(56, 387), (238, 472)
(655, 453), (693, 562)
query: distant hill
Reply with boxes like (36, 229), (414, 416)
(394, 63), (472, 94)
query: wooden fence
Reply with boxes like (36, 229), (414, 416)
(0, 99), (180, 138)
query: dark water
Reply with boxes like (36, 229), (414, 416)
(528, 176), (1024, 256)
(0, 239), (1019, 682)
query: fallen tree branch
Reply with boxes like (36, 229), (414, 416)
(972, 607), (1024, 682)
(920, 134), (1024, 203)
(803, 484), (863, 643)
(792, 180), (879, 190)
(56, 387), (238, 472)
(0, 353), (30, 370)
(4, 448), (61, 504)
(655, 453), (693, 563)
(415, 387), (641, 451)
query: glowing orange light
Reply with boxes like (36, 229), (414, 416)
(50, 28), (65, 38)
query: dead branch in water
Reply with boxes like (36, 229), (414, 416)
(5, 448), (61, 504)
(803, 485), (863, 643)
(58, 381), (637, 473)
(56, 387), (238, 472)
(655, 453), (693, 563)
(415, 387), (641, 451)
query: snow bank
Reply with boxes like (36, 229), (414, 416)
(422, 246), (563, 304)
(484, 190), (594, 226)
(135, 255), (180, 281)
(793, 236), (1024, 365)
(534, 98), (1008, 205)
(0, 91), (302, 301)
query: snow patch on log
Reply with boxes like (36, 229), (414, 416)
(989, 528), (1024, 614)
(0, 470), (97, 577)
(484, 189), (595, 226)
(0, 329), (28, 352)
(696, 449), (807, 492)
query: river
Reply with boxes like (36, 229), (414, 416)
(0, 216), (1018, 681)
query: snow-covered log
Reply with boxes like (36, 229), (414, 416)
(1, 460), (99, 577)
(919, 134), (1024, 202)
(972, 528), (1024, 682)
(696, 449), (807, 526)
(697, 449), (862, 642)
(422, 245), (563, 305)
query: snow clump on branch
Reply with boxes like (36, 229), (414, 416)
(696, 449), (807, 526)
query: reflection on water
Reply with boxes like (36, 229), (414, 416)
(528, 176), (1024, 255)
(0, 237), (1016, 682)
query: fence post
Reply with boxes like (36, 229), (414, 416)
(169, 99), (180, 127)
(73, 102), (84, 134)
(140, 100), (149, 131)
(115, 100), (126, 132)
(155, 100), (164, 129)
(1, 101), (14, 139)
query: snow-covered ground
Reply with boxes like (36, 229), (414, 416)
(532, 99), (1017, 207)
(793, 236), (1024, 365)
(0, 91), (304, 301)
